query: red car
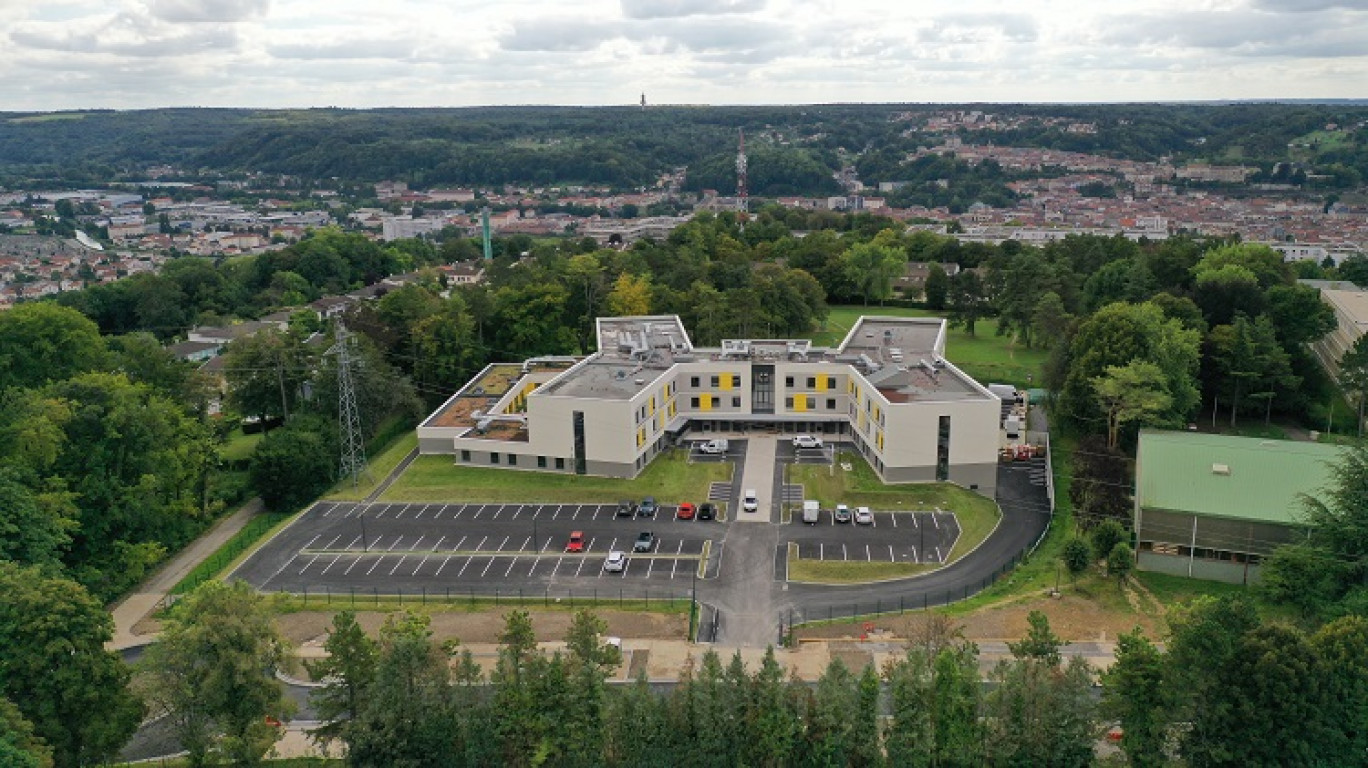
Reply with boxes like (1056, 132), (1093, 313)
(566, 531), (586, 553)
(676, 502), (696, 520)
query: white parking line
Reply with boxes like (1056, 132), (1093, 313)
(471, 505), (483, 520)
(343, 554), (364, 575)
(365, 550), (385, 576)
(434, 554), (453, 577)
(574, 555), (588, 577)
(414, 504), (428, 520)
(411, 535), (426, 552)
(888, 545), (895, 562)
(503, 556), (518, 578)
(527, 555), (539, 577)
(388, 554), (408, 576)
(933, 513), (941, 529)
(496, 535), (508, 552)
(456, 555), (476, 577)
(452, 535), (467, 552)
(554, 555), (565, 575)
(842, 544), (848, 561)
(865, 544), (872, 561)
(480, 556), (498, 578)
(645, 556), (655, 578)
(322, 534), (341, 550)
(890, 514), (897, 528)
(450, 505), (462, 520)
(532, 505), (543, 520)
(341, 534), (361, 552)
(935, 546), (943, 562)
(373, 505), (387, 519)
(387, 537), (403, 551)
(910, 545), (918, 563)
(474, 535), (487, 552)
(395, 505), (409, 519)
(621, 558), (631, 578)
(287, 534), (321, 576)
(320, 553), (343, 574)
(820, 543), (825, 560)
(552, 506), (560, 521)
(512, 507), (523, 521)
(492, 506), (503, 520)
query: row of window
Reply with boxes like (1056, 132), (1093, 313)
(681, 374), (838, 390)
(459, 450), (566, 471)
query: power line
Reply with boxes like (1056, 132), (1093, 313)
(333, 322), (366, 488)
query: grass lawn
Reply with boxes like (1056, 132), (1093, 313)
(785, 451), (1001, 582)
(326, 432), (419, 501)
(220, 426), (264, 464)
(809, 306), (1049, 388)
(380, 448), (731, 504)
(1135, 571), (1249, 604)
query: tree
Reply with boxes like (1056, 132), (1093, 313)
(1265, 283), (1336, 348)
(1031, 291), (1072, 350)
(1257, 544), (1345, 617)
(561, 610), (621, 766)
(0, 302), (109, 390)
(985, 613), (1095, 766)
(411, 297), (484, 397)
(1164, 595), (1260, 764)
(1310, 616), (1368, 763)
(946, 270), (988, 336)
(604, 271), (653, 317)
(923, 262), (949, 309)
(1093, 361), (1173, 450)
(1101, 628), (1170, 768)
(1069, 435), (1131, 529)
(347, 613), (458, 768)
(0, 562), (142, 768)
(1091, 520), (1127, 564)
(306, 611), (378, 751)
(808, 659), (859, 767)
(1062, 536), (1091, 580)
(491, 610), (543, 766)
(885, 628), (983, 767)
(744, 646), (802, 767)
(0, 697), (53, 768)
(138, 580), (292, 768)
(1338, 333), (1368, 436)
(1192, 264), (1265, 327)
(1108, 542), (1134, 584)
(1008, 610), (1064, 667)
(840, 241), (904, 306)
(223, 329), (313, 425)
(249, 418), (336, 511)
(1301, 440), (1368, 580)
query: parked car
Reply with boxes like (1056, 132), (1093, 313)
(638, 497), (658, 517)
(854, 507), (874, 525)
(834, 504), (851, 524)
(603, 551), (627, 573)
(698, 502), (717, 521)
(792, 434), (824, 450)
(616, 499), (637, 517)
(697, 439), (729, 454)
(742, 489), (759, 513)
(634, 531), (656, 552)
(676, 502), (696, 520)
(565, 531), (586, 553)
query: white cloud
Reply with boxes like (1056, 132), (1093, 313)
(0, 0), (1364, 109)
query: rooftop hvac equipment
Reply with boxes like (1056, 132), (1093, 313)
(617, 331), (635, 353)
(720, 339), (751, 359)
(857, 353), (880, 373)
(883, 329), (894, 343)
(919, 358), (936, 374)
(475, 417), (494, 432)
(1212, 463), (1231, 476)
(786, 340), (811, 361)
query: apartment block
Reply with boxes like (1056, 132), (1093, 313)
(417, 315), (1002, 497)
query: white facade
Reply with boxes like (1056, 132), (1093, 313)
(417, 315), (1002, 496)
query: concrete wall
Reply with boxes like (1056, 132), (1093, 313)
(1138, 551), (1262, 585)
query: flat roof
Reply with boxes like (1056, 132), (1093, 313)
(1137, 430), (1343, 525)
(1323, 289), (1368, 329)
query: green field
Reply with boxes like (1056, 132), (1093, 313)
(809, 306), (1048, 388)
(787, 450), (1001, 569)
(327, 432), (419, 501)
(220, 427), (264, 464)
(380, 448), (730, 504)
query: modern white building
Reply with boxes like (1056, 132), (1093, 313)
(417, 315), (1003, 496)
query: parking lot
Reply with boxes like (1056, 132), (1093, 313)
(784, 509), (960, 565)
(234, 501), (719, 596)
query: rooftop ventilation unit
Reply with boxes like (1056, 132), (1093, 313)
(1212, 463), (1231, 476)
(857, 353), (880, 373)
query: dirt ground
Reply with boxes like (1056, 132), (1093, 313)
(797, 581), (1167, 644)
(278, 608), (688, 648)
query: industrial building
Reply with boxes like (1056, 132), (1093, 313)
(1133, 430), (1342, 584)
(417, 315), (1003, 496)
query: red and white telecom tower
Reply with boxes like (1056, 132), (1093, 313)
(735, 128), (748, 213)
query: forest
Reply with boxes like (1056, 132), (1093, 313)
(1, 102), (1366, 195)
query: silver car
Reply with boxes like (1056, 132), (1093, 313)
(603, 551), (627, 573)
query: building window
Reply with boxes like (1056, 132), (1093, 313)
(537, 456), (547, 468)
(711, 375), (720, 387)
(732, 396), (741, 407)
(785, 376), (794, 387)
(806, 376), (816, 388)
(690, 376), (700, 387)
(490, 453), (500, 464)
(691, 396), (700, 408)
(556, 457), (565, 470)
(785, 397), (794, 408)
(460, 449), (470, 462)
(508, 454), (517, 466)
(827, 398), (836, 410)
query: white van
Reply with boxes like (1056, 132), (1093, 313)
(698, 439), (730, 455)
(742, 489), (759, 512)
(801, 500), (820, 524)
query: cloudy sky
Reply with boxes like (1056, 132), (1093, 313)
(2, 0), (1365, 110)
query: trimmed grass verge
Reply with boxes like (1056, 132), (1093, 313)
(787, 559), (934, 584)
(381, 448), (731, 504)
(327, 431), (419, 501)
(169, 510), (291, 596)
(263, 590), (693, 616)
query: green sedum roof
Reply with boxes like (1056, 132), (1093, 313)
(1136, 430), (1343, 525)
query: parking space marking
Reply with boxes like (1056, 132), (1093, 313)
(285, 534), (322, 577)
(935, 546), (943, 562)
(434, 553), (453, 577)
(492, 506), (502, 520)
(471, 505), (483, 521)
(503, 555), (518, 578)
(865, 544), (871, 561)
(842, 544), (848, 561)
(933, 513), (940, 529)
(365, 547), (386, 576)
(889, 545), (895, 562)
(574, 504), (582, 520)
(890, 513), (897, 528)
(373, 505), (386, 519)
(910, 545), (918, 562)
(413, 504), (428, 520)
(388, 553), (409, 576)
(456, 554), (476, 577)
(395, 505), (410, 519)
(480, 555), (498, 578)
(819, 543), (824, 560)
(552, 506), (560, 521)
(531, 505), (542, 520)
(621, 558), (631, 578)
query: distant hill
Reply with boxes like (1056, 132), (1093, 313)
(0, 103), (1363, 194)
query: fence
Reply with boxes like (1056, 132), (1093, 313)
(167, 512), (290, 597)
(268, 584), (695, 613)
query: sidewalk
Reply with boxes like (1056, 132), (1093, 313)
(107, 498), (263, 651)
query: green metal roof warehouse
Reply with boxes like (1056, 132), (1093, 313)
(1134, 430), (1343, 584)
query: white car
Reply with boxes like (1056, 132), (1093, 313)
(854, 507), (874, 525)
(742, 489), (759, 512)
(792, 434), (824, 450)
(697, 439), (729, 455)
(603, 551), (628, 573)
